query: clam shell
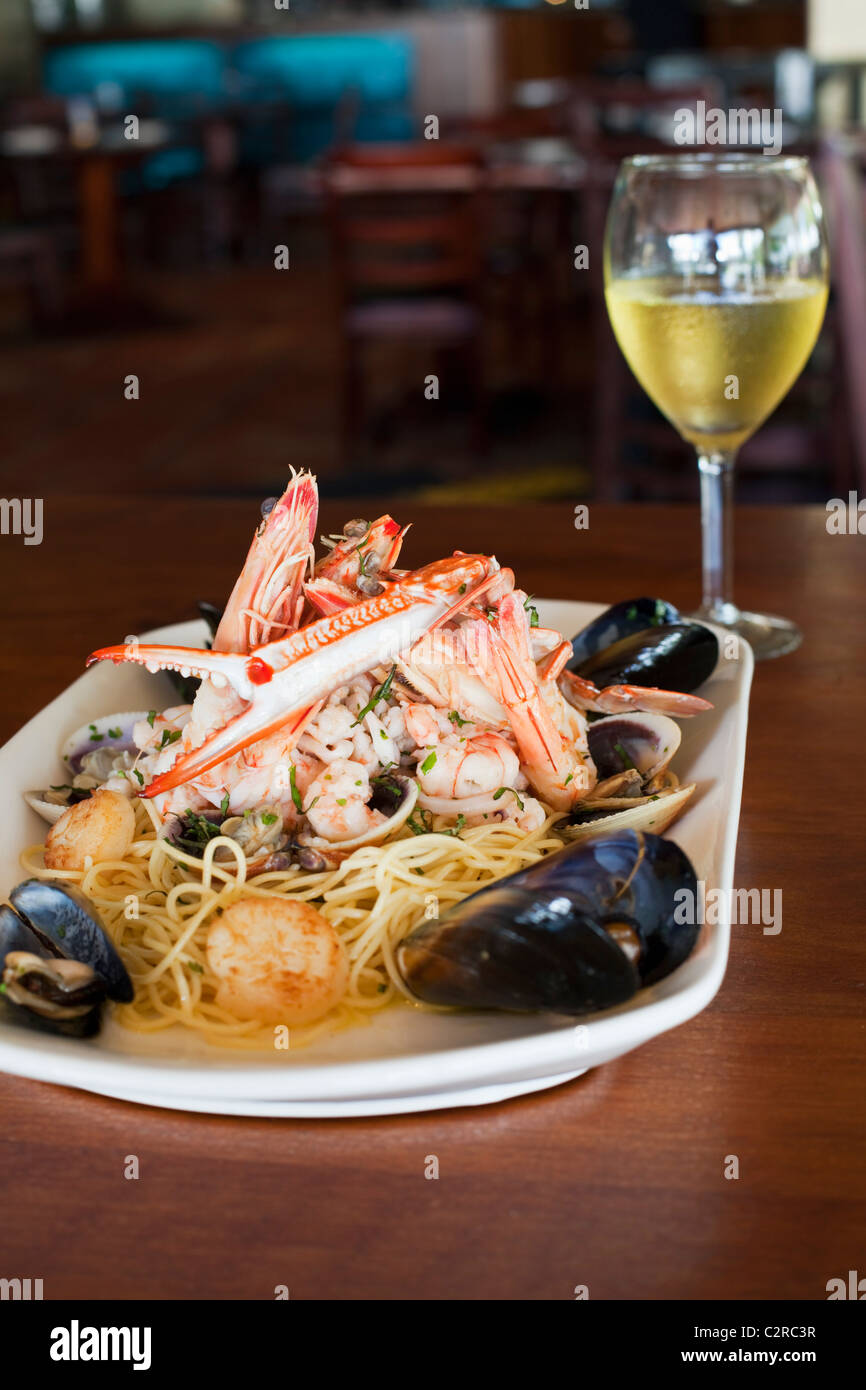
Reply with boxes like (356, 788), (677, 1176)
(587, 712), (682, 781)
(24, 711), (151, 826)
(60, 710), (151, 777)
(23, 791), (69, 826)
(565, 783), (695, 840)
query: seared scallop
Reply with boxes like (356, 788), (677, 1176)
(206, 897), (349, 1027)
(44, 789), (136, 871)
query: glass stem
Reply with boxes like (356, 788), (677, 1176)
(696, 448), (738, 624)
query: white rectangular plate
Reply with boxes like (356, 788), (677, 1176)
(0, 601), (752, 1116)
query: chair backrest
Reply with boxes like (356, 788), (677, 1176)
(570, 77), (724, 158)
(325, 143), (483, 298)
(820, 136), (866, 489)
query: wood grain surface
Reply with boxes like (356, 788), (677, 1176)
(1, 497), (863, 1300)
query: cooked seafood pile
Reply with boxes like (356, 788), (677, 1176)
(27, 472), (716, 866)
(4, 470), (719, 1040)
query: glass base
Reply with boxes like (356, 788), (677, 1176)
(688, 605), (802, 661)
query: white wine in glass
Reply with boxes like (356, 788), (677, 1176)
(604, 155), (829, 659)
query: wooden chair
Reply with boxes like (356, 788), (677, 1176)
(324, 143), (486, 463)
(0, 227), (63, 326)
(570, 77), (724, 162)
(819, 136), (866, 493)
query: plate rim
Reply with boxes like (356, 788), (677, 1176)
(0, 601), (752, 1108)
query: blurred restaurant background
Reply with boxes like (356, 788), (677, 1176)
(1, 0), (864, 503)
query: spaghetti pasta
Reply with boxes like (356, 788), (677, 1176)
(22, 799), (568, 1051)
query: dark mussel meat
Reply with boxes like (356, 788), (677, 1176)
(397, 830), (698, 1016)
(0, 901), (103, 1038)
(568, 599), (718, 694)
(9, 880), (133, 1003)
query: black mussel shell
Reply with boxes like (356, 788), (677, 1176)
(516, 831), (699, 985)
(398, 887), (638, 1015)
(569, 598), (680, 668)
(10, 880), (134, 1003)
(0, 903), (104, 1037)
(0, 902), (38, 958)
(569, 622), (718, 695)
(397, 830), (699, 1016)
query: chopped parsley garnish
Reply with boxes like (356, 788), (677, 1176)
(220, 792), (230, 816)
(613, 741), (636, 770)
(420, 751), (437, 775)
(175, 810), (223, 856)
(352, 665), (396, 726)
(261, 812), (278, 826)
(132, 768), (144, 786)
(407, 808), (434, 836)
(523, 594), (540, 628)
(458, 583), (467, 595)
(108, 727), (121, 739)
(336, 798), (347, 807)
(188, 961), (204, 974)
(288, 764), (303, 813)
(493, 786), (524, 811)
(441, 813), (466, 838)
(159, 728), (182, 751)
(448, 710), (469, 728)
(147, 710), (157, 727)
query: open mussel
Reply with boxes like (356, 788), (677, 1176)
(568, 599), (718, 694)
(396, 829), (699, 1016)
(9, 881), (133, 1002)
(0, 881), (133, 1037)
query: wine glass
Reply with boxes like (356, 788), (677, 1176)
(604, 153), (829, 659)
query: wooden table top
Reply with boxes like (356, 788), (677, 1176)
(1, 496), (863, 1301)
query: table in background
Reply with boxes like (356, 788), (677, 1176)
(1, 499), (863, 1300)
